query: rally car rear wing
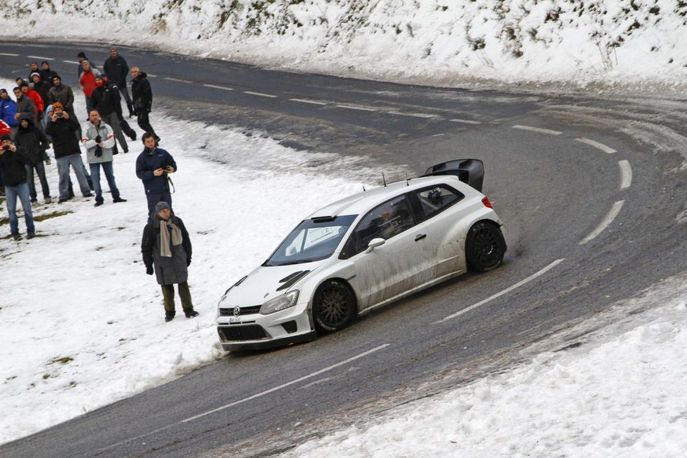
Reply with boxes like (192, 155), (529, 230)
(422, 159), (484, 192)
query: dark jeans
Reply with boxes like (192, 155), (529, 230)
(26, 162), (51, 200)
(119, 85), (134, 113)
(161, 282), (193, 314)
(136, 110), (158, 139)
(5, 183), (35, 236)
(90, 161), (121, 203)
(146, 192), (172, 217)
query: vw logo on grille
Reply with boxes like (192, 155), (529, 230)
(233, 306), (241, 317)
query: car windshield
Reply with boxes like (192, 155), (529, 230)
(264, 215), (357, 266)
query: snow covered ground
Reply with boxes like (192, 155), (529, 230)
(0, 77), (366, 444)
(1, 1), (686, 92)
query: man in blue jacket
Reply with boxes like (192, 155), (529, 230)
(136, 132), (177, 216)
(0, 89), (18, 135)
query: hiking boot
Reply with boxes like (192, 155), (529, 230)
(83, 193), (93, 198)
(27, 232), (36, 239)
(94, 201), (103, 207)
(12, 233), (21, 241)
(113, 197), (127, 203)
(185, 310), (199, 318)
(165, 313), (175, 322)
(58, 197), (70, 203)
(44, 197), (52, 204)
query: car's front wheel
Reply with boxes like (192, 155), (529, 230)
(313, 280), (356, 333)
(466, 221), (506, 273)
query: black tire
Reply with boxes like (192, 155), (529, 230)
(313, 280), (356, 333)
(465, 221), (506, 273)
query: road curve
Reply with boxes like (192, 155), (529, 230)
(1, 41), (686, 457)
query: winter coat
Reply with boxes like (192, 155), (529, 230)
(103, 55), (130, 87)
(141, 214), (192, 286)
(0, 145), (30, 186)
(45, 116), (81, 158)
(131, 72), (152, 113)
(24, 88), (44, 114)
(39, 67), (58, 83)
(92, 82), (122, 117)
(48, 83), (75, 109)
(0, 98), (18, 127)
(13, 119), (49, 164)
(135, 147), (177, 194)
(0, 120), (10, 137)
(82, 121), (116, 164)
(79, 68), (102, 98)
(31, 80), (51, 107)
(16, 95), (37, 123)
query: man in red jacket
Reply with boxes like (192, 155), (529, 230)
(79, 60), (102, 116)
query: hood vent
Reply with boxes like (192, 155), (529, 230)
(276, 270), (311, 291)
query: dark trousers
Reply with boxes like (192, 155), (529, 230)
(136, 110), (158, 139)
(161, 282), (193, 314)
(119, 85), (134, 113)
(146, 192), (172, 217)
(26, 162), (50, 200)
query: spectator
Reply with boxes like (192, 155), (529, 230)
(0, 134), (36, 240)
(130, 67), (159, 141)
(76, 51), (88, 78)
(19, 82), (44, 124)
(13, 86), (37, 125)
(103, 47), (134, 117)
(39, 61), (58, 83)
(81, 110), (127, 207)
(79, 60), (102, 115)
(0, 88), (19, 135)
(48, 75), (77, 120)
(27, 62), (40, 81)
(14, 117), (51, 204)
(45, 102), (92, 203)
(30, 73), (50, 108)
(92, 75), (130, 153)
(141, 201), (198, 322)
(136, 133), (176, 215)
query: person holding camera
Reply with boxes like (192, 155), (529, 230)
(141, 201), (198, 322)
(46, 102), (93, 203)
(0, 134), (36, 240)
(82, 110), (127, 207)
(136, 132), (177, 216)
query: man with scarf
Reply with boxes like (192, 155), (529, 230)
(141, 201), (198, 322)
(136, 132), (176, 216)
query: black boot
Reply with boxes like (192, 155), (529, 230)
(185, 310), (199, 318)
(165, 312), (175, 322)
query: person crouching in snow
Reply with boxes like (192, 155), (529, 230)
(141, 201), (199, 322)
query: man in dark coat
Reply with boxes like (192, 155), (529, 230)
(103, 47), (134, 117)
(13, 117), (51, 203)
(45, 102), (92, 202)
(141, 201), (198, 322)
(13, 86), (36, 125)
(0, 134), (36, 240)
(92, 75), (129, 153)
(136, 132), (176, 215)
(39, 61), (58, 83)
(130, 66), (159, 141)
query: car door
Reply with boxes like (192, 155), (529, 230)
(339, 194), (423, 309)
(409, 184), (468, 284)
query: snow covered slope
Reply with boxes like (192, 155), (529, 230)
(1, 1), (686, 89)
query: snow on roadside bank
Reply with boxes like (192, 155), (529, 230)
(285, 274), (687, 458)
(1, 1), (686, 91)
(0, 78), (366, 444)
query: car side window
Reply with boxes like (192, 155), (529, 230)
(414, 185), (464, 220)
(340, 195), (414, 259)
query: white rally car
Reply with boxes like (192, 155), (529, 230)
(217, 160), (506, 351)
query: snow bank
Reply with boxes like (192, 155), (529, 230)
(1, 1), (686, 89)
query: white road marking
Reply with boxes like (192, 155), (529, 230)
(244, 91), (278, 98)
(164, 77), (192, 84)
(386, 110), (438, 119)
(512, 125), (562, 135)
(27, 55), (54, 61)
(147, 73), (158, 78)
(434, 259), (565, 324)
(290, 98), (328, 105)
(62, 59), (80, 64)
(618, 160), (633, 190)
(97, 343), (389, 453)
(449, 118), (482, 125)
(575, 137), (616, 154)
(203, 83), (234, 91)
(181, 343), (389, 423)
(0, 52), (19, 57)
(579, 200), (625, 245)
(336, 103), (377, 112)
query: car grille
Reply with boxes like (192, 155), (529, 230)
(218, 325), (268, 341)
(219, 305), (262, 316)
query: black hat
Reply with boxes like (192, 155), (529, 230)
(77, 51), (86, 58)
(0, 134), (12, 142)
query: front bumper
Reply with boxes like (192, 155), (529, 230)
(216, 301), (314, 351)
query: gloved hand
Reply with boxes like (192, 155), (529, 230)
(146, 266), (154, 275)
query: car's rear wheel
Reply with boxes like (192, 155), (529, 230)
(466, 221), (506, 273)
(313, 280), (356, 333)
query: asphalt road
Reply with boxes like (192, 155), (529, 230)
(1, 42), (686, 457)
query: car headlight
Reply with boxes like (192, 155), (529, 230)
(260, 290), (299, 315)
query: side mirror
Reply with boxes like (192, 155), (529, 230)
(366, 238), (386, 253)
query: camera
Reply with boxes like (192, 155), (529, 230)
(2, 145), (9, 152)
(95, 135), (102, 143)
(56, 112), (63, 118)
(94, 145), (103, 157)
